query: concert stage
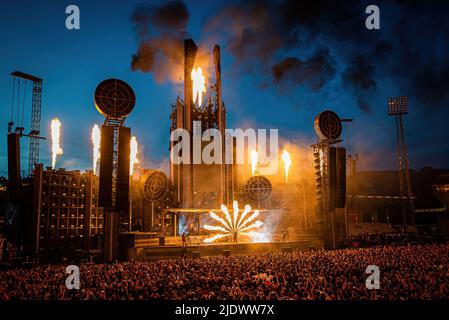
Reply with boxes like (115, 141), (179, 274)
(119, 232), (320, 261)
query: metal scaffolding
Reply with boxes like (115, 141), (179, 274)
(10, 71), (43, 176)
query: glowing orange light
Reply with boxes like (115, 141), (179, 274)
(250, 150), (259, 176)
(130, 136), (138, 176)
(281, 150), (292, 182)
(203, 201), (264, 243)
(191, 67), (206, 106)
(91, 124), (100, 175)
(51, 118), (63, 169)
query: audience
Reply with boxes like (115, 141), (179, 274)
(1, 243), (448, 300)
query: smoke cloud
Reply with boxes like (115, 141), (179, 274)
(272, 49), (336, 91)
(130, 0), (449, 116)
(200, 0), (449, 114)
(131, 0), (189, 83)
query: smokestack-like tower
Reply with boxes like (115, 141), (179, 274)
(169, 39), (237, 212)
(213, 45), (223, 131)
(214, 45), (225, 205)
(183, 39), (198, 208)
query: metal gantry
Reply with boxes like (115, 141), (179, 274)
(10, 71), (43, 176)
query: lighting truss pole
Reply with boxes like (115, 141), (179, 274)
(388, 96), (414, 228)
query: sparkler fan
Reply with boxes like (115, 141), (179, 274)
(94, 79), (136, 118)
(244, 176), (272, 201)
(143, 171), (167, 202)
(314, 110), (342, 140)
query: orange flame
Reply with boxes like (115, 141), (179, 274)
(130, 136), (138, 176)
(51, 118), (63, 169)
(191, 67), (206, 106)
(91, 124), (101, 175)
(250, 150), (259, 176)
(281, 150), (292, 182)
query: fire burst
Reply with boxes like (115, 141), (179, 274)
(281, 150), (292, 182)
(130, 136), (138, 176)
(50, 118), (63, 169)
(191, 67), (206, 106)
(203, 201), (264, 243)
(91, 124), (100, 175)
(250, 150), (259, 176)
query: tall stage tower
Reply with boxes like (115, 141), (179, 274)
(94, 78), (136, 261)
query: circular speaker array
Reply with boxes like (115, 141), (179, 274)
(314, 110), (342, 140)
(244, 176), (272, 202)
(94, 79), (136, 118)
(143, 171), (167, 202)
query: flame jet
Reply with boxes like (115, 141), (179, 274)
(250, 150), (259, 176)
(191, 67), (206, 106)
(130, 136), (138, 176)
(281, 150), (292, 182)
(51, 118), (63, 169)
(91, 124), (101, 175)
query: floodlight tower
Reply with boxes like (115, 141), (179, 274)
(388, 96), (414, 228)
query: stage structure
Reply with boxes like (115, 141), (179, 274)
(168, 39), (238, 234)
(32, 165), (104, 257)
(243, 176), (273, 209)
(312, 110), (347, 249)
(94, 78), (136, 261)
(140, 170), (169, 231)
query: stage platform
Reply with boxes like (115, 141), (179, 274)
(119, 233), (321, 260)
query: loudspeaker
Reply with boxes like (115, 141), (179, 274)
(116, 126), (131, 211)
(104, 210), (119, 261)
(99, 125), (114, 208)
(7, 133), (21, 205)
(336, 147), (347, 208)
(327, 147), (337, 211)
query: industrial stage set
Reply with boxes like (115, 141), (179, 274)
(5, 39), (375, 262)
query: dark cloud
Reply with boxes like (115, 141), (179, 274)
(202, 0), (367, 97)
(131, 42), (157, 73)
(201, 0), (449, 114)
(130, 1), (189, 83)
(412, 65), (449, 108)
(343, 55), (376, 91)
(130, 0), (449, 114)
(272, 49), (335, 91)
(342, 55), (376, 113)
(151, 0), (189, 30)
(356, 99), (372, 114)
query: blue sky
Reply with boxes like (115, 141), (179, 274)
(1, 0), (448, 177)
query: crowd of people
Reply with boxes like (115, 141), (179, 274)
(1, 243), (449, 300)
(349, 232), (449, 247)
